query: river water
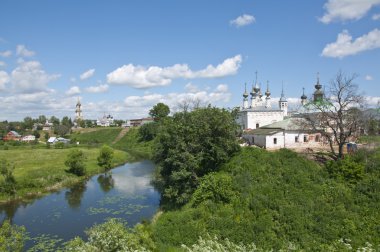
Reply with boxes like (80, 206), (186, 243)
(0, 160), (160, 249)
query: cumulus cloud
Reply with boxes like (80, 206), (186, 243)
(319, 0), (380, 24)
(230, 14), (256, 27)
(0, 61), (6, 67)
(365, 75), (373, 80)
(80, 69), (95, 80)
(373, 13), (380, 20)
(185, 83), (200, 93)
(124, 84), (231, 113)
(16, 45), (35, 57)
(11, 60), (60, 92)
(0, 50), (12, 57)
(85, 84), (109, 93)
(107, 55), (242, 88)
(66, 86), (81, 96)
(0, 71), (10, 90)
(321, 29), (380, 58)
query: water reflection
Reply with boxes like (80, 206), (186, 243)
(97, 173), (115, 193)
(65, 181), (87, 209)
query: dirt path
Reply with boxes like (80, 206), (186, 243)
(112, 127), (129, 144)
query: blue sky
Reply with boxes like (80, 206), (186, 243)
(0, 0), (379, 121)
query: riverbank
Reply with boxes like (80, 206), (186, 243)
(0, 147), (131, 203)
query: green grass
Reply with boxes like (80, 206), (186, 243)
(70, 128), (122, 145)
(112, 128), (154, 160)
(0, 147), (130, 202)
(358, 135), (380, 144)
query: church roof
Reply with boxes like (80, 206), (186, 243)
(245, 128), (282, 135)
(261, 117), (306, 131)
(242, 106), (282, 112)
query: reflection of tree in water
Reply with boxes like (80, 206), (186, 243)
(65, 182), (87, 209)
(0, 200), (33, 224)
(97, 173), (115, 193)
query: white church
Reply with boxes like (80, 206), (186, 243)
(238, 73), (325, 150)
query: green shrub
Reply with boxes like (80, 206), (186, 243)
(65, 149), (86, 176)
(326, 156), (365, 183)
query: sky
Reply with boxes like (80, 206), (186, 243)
(0, 0), (379, 121)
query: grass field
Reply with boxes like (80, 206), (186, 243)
(0, 147), (130, 201)
(70, 128), (122, 145)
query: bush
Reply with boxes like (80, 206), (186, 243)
(326, 156), (365, 183)
(65, 149), (86, 176)
(0, 159), (17, 195)
(55, 142), (65, 149)
(97, 145), (114, 171)
(0, 220), (27, 252)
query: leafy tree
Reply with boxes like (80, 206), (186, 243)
(22, 116), (33, 130)
(32, 130), (40, 139)
(154, 106), (240, 207)
(55, 141), (65, 149)
(0, 220), (27, 252)
(61, 116), (73, 128)
(44, 132), (49, 141)
(97, 145), (114, 171)
(0, 159), (17, 195)
(149, 102), (170, 121)
(303, 71), (364, 159)
(49, 116), (60, 126)
(38, 115), (47, 124)
(55, 125), (70, 137)
(139, 122), (158, 141)
(65, 149), (86, 176)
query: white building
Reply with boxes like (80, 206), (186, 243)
(97, 114), (114, 127)
(236, 74), (288, 130)
(21, 135), (36, 142)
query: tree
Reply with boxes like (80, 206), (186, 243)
(303, 71), (364, 160)
(54, 125), (70, 137)
(149, 103), (170, 121)
(154, 106), (240, 207)
(38, 115), (47, 124)
(22, 116), (33, 130)
(0, 159), (17, 195)
(62, 116), (73, 128)
(49, 116), (60, 126)
(44, 132), (49, 141)
(0, 220), (27, 252)
(65, 149), (86, 176)
(139, 122), (158, 141)
(97, 145), (114, 171)
(32, 130), (40, 139)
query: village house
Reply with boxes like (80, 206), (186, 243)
(3, 131), (22, 141)
(21, 135), (36, 142)
(129, 117), (154, 127)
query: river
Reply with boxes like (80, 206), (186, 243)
(0, 160), (160, 249)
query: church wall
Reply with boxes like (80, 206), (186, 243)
(241, 111), (284, 130)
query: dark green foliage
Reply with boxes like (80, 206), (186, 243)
(138, 122), (158, 141)
(326, 156), (365, 183)
(97, 145), (114, 171)
(54, 142), (64, 149)
(0, 159), (17, 195)
(190, 172), (238, 206)
(149, 102), (170, 120)
(44, 132), (49, 141)
(32, 130), (40, 139)
(154, 106), (240, 208)
(153, 147), (380, 250)
(0, 220), (27, 252)
(65, 149), (86, 176)
(54, 125), (70, 137)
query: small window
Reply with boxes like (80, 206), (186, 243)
(252, 137), (255, 144)
(273, 138), (277, 144)
(304, 135), (308, 142)
(256, 123), (259, 128)
(295, 136), (299, 142)
(315, 135), (320, 142)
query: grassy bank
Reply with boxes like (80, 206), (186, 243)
(0, 147), (130, 202)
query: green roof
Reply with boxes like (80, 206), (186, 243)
(261, 118), (306, 131)
(245, 128), (282, 135)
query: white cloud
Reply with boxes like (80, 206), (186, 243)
(124, 84), (231, 113)
(319, 0), (380, 24)
(373, 13), (380, 20)
(0, 71), (10, 90)
(66, 86), (81, 96)
(11, 60), (60, 92)
(80, 69), (95, 80)
(230, 14), (256, 27)
(0, 61), (6, 67)
(16, 45), (35, 57)
(365, 75), (373, 80)
(107, 55), (242, 88)
(321, 29), (380, 58)
(0, 50), (12, 57)
(85, 84), (109, 93)
(185, 83), (200, 93)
